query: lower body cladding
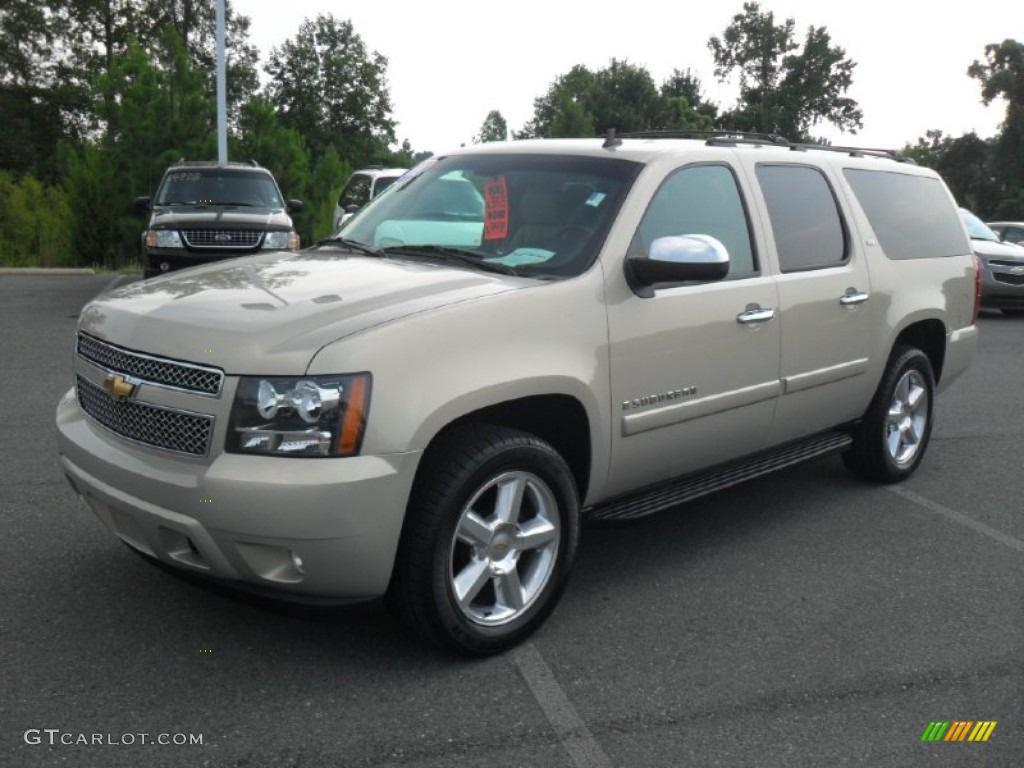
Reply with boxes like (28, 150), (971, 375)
(56, 389), (419, 603)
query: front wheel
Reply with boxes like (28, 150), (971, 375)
(388, 425), (580, 655)
(843, 345), (935, 483)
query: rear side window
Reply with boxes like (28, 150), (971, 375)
(842, 169), (969, 259)
(756, 165), (847, 272)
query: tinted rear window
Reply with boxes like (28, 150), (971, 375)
(842, 169), (969, 259)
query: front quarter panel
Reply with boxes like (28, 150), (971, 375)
(306, 269), (612, 503)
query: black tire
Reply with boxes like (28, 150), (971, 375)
(388, 424), (580, 655)
(843, 345), (935, 483)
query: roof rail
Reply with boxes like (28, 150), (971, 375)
(612, 129), (915, 164)
(789, 143), (917, 164)
(621, 129), (790, 145)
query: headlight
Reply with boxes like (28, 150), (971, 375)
(145, 229), (183, 248)
(263, 230), (300, 250)
(227, 374), (371, 457)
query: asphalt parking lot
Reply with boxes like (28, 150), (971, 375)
(2, 274), (1021, 767)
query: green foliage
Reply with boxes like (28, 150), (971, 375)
(709, 2), (862, 140)
(233, 96), (311, 200)
(0, 171), (74, 267)
(903, 131), (1002, 215)
(307, 148), (351, 243)
(968, 40), (1024, 216)
(475, 110), (509, 143)
(59, 142), (120, 267)
(264, 14), (396, 168)
(520, 60), (715, 138)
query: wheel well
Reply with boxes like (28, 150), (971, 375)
(894, 320), (946, 382)
(423, 395), (592, 500)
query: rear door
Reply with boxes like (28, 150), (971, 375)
(740, 159), (875, 445)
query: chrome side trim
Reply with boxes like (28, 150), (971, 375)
(782, 358), (869, 395)
(622, 380), (781, 436)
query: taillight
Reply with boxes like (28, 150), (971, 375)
(971, 253), (982, 324)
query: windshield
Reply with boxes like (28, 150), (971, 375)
(156, 169), (284, 208)
(960, 209), (999, 242)
(338, 153), (641, 278)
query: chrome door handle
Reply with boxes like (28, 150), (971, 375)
(839, 291), (869, 306)
(736, 307), (776, 324)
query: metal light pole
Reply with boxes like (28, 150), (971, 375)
(216, 0), (227, 163)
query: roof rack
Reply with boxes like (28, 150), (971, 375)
(621, 129), (789, 144)
(170, 159), (267, 168)
(609, 129), (915, 164)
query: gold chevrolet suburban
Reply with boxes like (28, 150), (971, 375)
(56, 135), (980, 654)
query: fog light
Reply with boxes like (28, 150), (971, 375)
(291, 552), (305, 574)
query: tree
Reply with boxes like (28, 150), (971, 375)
(140, 0), (260, 120)
(522, 59), (707, 138)
(306, 147), (351, 242)
(475, 111), (508, 143)
(903, 130), (1002, 216)
(0, 2), (89, 180)
(264, 14), (396, 168)
(234, 96), (310, 200)
(968, 39), (1024, 216)
(709, 2), (862, 140)
(659, 69), (717, 131)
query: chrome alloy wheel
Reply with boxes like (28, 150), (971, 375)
(885, 369), (929, 465)
(448, 471), (561, 626)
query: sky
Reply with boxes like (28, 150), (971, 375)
(233, 0), (1013, 156)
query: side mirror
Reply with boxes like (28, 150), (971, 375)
(287, 199), (304, 212)
(625, 234), (730, 298)
(134, 196), (152, 215)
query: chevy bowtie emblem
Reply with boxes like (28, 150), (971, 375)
(103, 374), (137, 399)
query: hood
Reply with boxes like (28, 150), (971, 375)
(150, 205), (293, 230)
(79, 250), (527, 374)
(971, 237), (1024, 260)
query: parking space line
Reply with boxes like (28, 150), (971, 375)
(512, 641), (613, 768)
(888, 486), (1024, 553)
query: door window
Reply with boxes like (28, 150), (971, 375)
(633, 164), (757, 279)
(756, 165), (847, 272)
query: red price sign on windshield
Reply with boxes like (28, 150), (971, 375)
(483, 176), (509, 240)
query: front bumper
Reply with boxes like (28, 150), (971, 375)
(980, 265), (1024, 309)
(56, 388), (420, 602)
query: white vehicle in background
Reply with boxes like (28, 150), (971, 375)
(334, 166), (407, 229)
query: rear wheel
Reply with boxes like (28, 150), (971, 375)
(843, 345), (935, 482)
(388, 425), (579, 655)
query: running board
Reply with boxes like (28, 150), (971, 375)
(588, 430), (853, 522)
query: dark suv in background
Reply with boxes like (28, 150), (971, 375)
(136, 161), (303, 278)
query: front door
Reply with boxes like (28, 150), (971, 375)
(604, 162), (781, 498)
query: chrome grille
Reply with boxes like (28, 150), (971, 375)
(76, 375), (213, 456)
(77, 334), (223, 395)
(180, 229), (262, 249)
(994, 272), (1024, 286)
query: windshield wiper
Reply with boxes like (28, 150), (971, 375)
(381, 245), (519, 276)
(315, 236), (385, 258)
